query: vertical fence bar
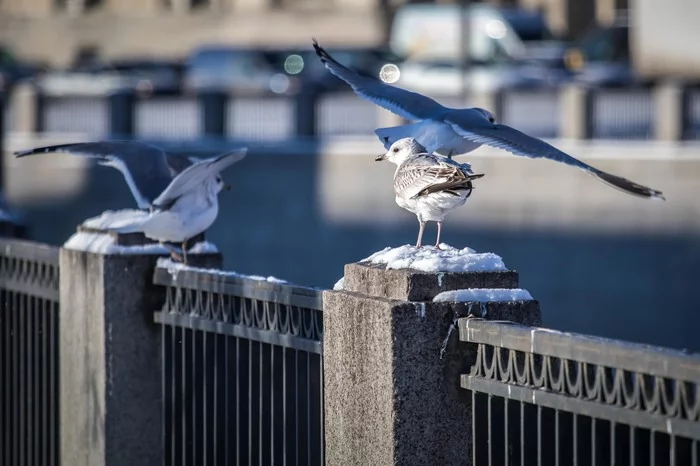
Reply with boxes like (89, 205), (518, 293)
(13, 291), (20, 466)
(41, 299), (49, 466)
(1, 289), (5, 466)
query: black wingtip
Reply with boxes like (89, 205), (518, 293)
(311, 38), (332, 63)
(13, 143), (80, 158)
(14, 147), (48, 158)
(595, 171), (665, 201)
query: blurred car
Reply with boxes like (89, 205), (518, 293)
(265, 46), (404, 91)
(388, 3), (570, 95)
(499, 7), (569, 68)
(563, 14), (647, 87)
(183, 46), (296, 96)
(36, 57), (183, 96)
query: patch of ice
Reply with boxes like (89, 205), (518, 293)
(433, 288), (533, 303)
(82, 209), (149, 230)
(188, 241), (219, 254)
(333, 277), (344, 290)
(64, 231), (171, 255)
(157, 258), (288, 284)
(362, 243), (506, 273)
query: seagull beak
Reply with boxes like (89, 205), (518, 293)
(375, 153), (386, 161)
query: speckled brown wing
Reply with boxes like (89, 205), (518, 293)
(393, 155), (483, 200)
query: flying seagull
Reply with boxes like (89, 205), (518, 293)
(312, 39), (665, 201)
(14, 141), (198, 210)
(377, 138), (484, 248)
(110, 148), (247, 263)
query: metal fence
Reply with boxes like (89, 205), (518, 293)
(0, 238), (61, 466)
(9, 84), (700, 142)
(460, 318), (700, 466)
(153, 263), (325, 466)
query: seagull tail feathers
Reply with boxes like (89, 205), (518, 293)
(590, 169), (665, 201)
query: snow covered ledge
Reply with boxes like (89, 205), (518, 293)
(340, 243), (521, 302)
(64, 210), (222, 268)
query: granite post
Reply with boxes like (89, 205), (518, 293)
(323, 261), (542, 466)
(653, 81), (686, 141)
(59, 227), (222, 466)
(560, 84), (593, 140)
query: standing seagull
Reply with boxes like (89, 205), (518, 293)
(312, 40), (665, 201)
(109, 148), (247, 264)
(14, 141), (198, 210)
(378, 138), (484, 248)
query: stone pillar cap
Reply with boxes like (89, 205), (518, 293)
(341, 245), (520, 301)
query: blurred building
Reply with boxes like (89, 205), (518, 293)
(0, 0), (623, 66)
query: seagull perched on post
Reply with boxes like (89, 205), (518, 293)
(378, 138), (484, 248)
(14, 141), (197, 210)
(107, 148), (247, 264)
(312, 39), (665, 201)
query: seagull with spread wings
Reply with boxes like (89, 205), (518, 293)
(377, 138), (484, 248)
(109, 148), (247, 263)
(313, 39), (665, 201)
(15, 141), (198, 210)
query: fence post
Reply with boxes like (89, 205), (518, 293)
(560, 83), (593, 139)
(294, 82), (319, 138)
(8, 82), (43, 134)
(59, 226), (222, 466)
(653, 81), (686, 141)
(109, 89), (135, 138)
(323, 260), (542, 465)
(199, 89), (228, 138)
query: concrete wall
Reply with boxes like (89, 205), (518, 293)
(3, 137), (700, 352)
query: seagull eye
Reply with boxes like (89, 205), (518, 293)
(392, 148), (400, 153)
(488, 117), (495, 123)
(216, 176), (221, 183)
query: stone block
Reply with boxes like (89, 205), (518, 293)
(323, 288), (541, 466)
(59, 249), (166, 466)
(343, 261), (520, 301)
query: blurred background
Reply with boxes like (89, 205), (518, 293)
(0, 0), (699, 351)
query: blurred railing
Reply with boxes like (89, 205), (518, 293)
(153, 263), (325, 466)
(5, 82), (700, 143)
(460, 318), (700, 465)
(0, 237), (61, 466)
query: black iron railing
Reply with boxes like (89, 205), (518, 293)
(153, 263), (324, 466)
(0, 238), (61, 466)
(460, 318), (700, 465)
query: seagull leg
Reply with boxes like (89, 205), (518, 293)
(435, 222), (443, 248)
(416, 220), (426, 248)
(181, 241), (189, 266)
(161, 242), (183, 262)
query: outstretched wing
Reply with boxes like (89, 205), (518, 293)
(445, 113), (665, 200)
(312, 39), (445, 121)
(153, 148), (248, 209)
(14, 141), (179, 208)
(394, 155), (480, 200)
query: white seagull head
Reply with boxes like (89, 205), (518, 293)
(474, 107), (497, 124)
(212, 174), (231, 194)
(376, 138), (427, 165)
